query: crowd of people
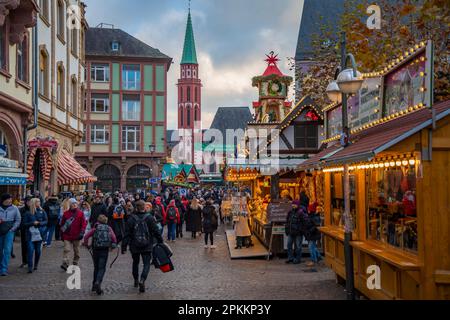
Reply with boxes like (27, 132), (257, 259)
(0, 188), (223, 295)
(0, 187), (323, 295)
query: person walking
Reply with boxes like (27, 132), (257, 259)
(304, 204), (323, 267)
(165, 200), (180, 242)
(57, 198), (72, 241)
(154, 197), (166, 236)
(19, 196), (32, 268)
(83, 214), (117, 295)
(175, 196), (185, 239)
(60, 199), (87, 271)
(0, 194), (22, 276)
(89, 195), (107, 227)
(42, 195), (60, 248)
(285, 200), (305, 264)
(107, 198), (125, 244)
(202, 198), (218, 249)
(122, 200), (163, 293)
(23, 198), (47, 273)
(186, 198), (202, 239)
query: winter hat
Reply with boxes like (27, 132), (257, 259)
(292, 200), (301, 207)
(69, 198), (78, 205)
(97, 214), (108, 224)
(1, 193), (12, 203)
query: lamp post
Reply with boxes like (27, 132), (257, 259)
(326, 31), (364, 300)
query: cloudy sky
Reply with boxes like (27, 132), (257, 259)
(84, 0), (304, 129)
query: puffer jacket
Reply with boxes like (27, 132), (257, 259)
(122, 211), (163, 254)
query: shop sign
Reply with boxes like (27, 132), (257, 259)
(272, 226), (285, 235)
(28, 138), (58, 150)
(267, 201), (292, 223)
(0, 157), (18, 169)
(0, 176), (27, 185)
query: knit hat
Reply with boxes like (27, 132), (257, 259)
(1, 193), (12, 203)
(69, 198), (78, 205)
(292, 200), (300, 207)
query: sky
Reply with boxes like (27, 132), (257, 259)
(84, 0), (304, 129)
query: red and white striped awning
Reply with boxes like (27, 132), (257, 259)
(57, 149), (97, 185)
(27, 148), (53, 183)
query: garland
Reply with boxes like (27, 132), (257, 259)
(252, 74), (293, 87)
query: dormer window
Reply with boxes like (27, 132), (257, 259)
(111, 41), (120, 52)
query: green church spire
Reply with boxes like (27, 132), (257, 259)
(181, 9), (198, 65)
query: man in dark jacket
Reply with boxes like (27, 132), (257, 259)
(174, 196), (185, 239)
(122, 200), (163, 293)
(285, 200), (305, 264)
(19, 196), (32, 268)
(90, 195), (107, 226)
(42, 195), (60, 247)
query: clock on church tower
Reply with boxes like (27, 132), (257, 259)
(252, 52), (293, 123)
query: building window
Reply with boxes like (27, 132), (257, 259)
(91, 63), (109, 82)
(187, 69), (191, 78)
(194, 107), (199, 122)
(39, 50), (49, 97)
(367, 165), (418, 253)
(91, 93), (110, 113)
(81, 125), (86, 144)
(80, 29), (85, 62)
(122, 95), (141, 121)
(195, 87), (198, 102)
(294, 125), (318, 149)
(17, 36), (28, 83)
(180, 87), (183, 101)
(57, 0), (65, 40)
(180, 107), (184, 127)
(193, 69), (196, 78)
(0, 18), (7, 70)
(111, 41), (119, 52)
(186, 106), (191, 127)
(187, 87), (191, 102)
(39, 0), (49, 21)
(331, 172), (357, 229)
(91, 124), (110, 144)
(71, 78), (77, 115)
(56, 64), (65, 107)
(0, 129), (8, 158)
(122, 126), (140, 152)
(71, 28), (78, 56)
(182, 70), (185, 78)
(122, 64), (141, 90)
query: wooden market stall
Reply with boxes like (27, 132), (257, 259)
(314, 100), (450, 300)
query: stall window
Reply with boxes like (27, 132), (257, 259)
(330, 172), (356, 230)
(367, 164), (418, 253)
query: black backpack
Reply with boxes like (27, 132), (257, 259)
(93, 224), (112, 249)
(132, 214), (151, 248)
(167, 207), (177, 222)
(48, 204), (60, 220)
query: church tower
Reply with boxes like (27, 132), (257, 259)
(177, 8), (202, 164)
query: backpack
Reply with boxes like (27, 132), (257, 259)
(93, 224), (112, 249)
(48, 204), (60, 220)
(167, 207), (177, 222)
(113, 205), (125, 220)
(132, 214), (151, 248)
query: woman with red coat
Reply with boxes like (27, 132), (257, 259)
(60, 199), (87, 271)
(164, 200), (180, 243)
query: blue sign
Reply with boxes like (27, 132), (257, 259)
(0, 176), (27, 185)
(149, 178), (160, 184)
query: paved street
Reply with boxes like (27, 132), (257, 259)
(0, 226), (345, 300)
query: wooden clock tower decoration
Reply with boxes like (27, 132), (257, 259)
(252, 52), (293, 123)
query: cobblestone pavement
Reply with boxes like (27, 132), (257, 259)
(0, 226), (346, 300)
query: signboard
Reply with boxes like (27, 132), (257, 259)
(179, 189), (187, 197)
(149, 177), (160, 184)
(272, 226), (286, 235)
(327, 105), (343, 138)
(383, 51), (429, 116)
(0, 145), (7, 157)
(0, 157), (18, 169)
(266, 201), (292, 223)
(0, 175), (27, 185)
(348, 77), (382, 129)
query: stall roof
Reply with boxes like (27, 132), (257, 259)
(323, 100), (450, 165)
(298, 144), (342, 170)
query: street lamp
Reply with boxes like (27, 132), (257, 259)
(149, 144), (156, 154)
(326, 31), (364, 301)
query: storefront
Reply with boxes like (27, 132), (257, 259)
(316, 100), (450, 299)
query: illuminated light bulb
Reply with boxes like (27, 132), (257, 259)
(410, 48), (414, 53)
(402, 160), (409, 166)
(419, 103), (424, 107)
(396, 161), (402, 167)
(409, 159), (416, 166)
(420, 72), (425, 77)
(390, 161), (396, 167)
(384, 162), (390, 168)
(420, 41), (425, 47)
(420, 57), (426, 62)
(374, 163), (379, 168)
(408, 107), (414, 112)
(369, 164), (374, 169)
(415, 44), (420, 49)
